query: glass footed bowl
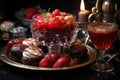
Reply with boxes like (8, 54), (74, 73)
(30, 14), (78, 53)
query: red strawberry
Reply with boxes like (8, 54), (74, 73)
(6, 39), (23, 53)
(6, 40), (14, 53)
(52, 9), (60, 16)
(52, 17), (60, 29)
(25, 7), (39, 19)
(26, 7), (37, 13)
(61, 12), (67, 16)
(47, 21), (54, 29)
(35, 15), (44, 20)
(70, 59), (78, 66)
(53, 55), (70, 68)
(50, 52), (60, 63)
(35, 21), (44, 30)
(59, 19), (66, 30)
(39, 56), (53, 68)
(15, 38), (23, 44)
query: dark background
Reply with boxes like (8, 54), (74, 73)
(0, 0), (119, 20)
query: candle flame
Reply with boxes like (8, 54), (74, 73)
(80, 0), (85, 10)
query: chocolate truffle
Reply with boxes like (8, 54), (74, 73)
(9, 43), (27, 62)
(68, 43), (88, 63)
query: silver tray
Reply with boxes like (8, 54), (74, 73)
(0, 45), (96, 71)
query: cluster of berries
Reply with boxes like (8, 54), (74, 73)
(39, 52), (78, 68)
(32, 9), (76, 32)
(6, 39), (79, 68)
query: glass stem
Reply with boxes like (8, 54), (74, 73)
(48, 42), (61, 54)
(96, 50), (106, 65)
(93, 49), (114, 72)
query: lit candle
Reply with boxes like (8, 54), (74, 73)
(78, 0), (90, 22)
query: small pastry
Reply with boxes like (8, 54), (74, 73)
(68, 43), (88, 63)
(21, 46), (44, 66)
(0, 21), (14, 32)
(23, 38), (38, 47)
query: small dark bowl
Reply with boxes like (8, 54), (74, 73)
(8, 26), (28, 39)
(15, 10), (32, 27)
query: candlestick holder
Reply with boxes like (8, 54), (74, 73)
(76, 22), (89, 43)
(88, 0), (103, 22)
(102, 0), (117, 22)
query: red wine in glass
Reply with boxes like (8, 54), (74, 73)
(88, 22), (118, 72)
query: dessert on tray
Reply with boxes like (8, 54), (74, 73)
(4, 9), (91, 69)
(30, 9), (77, 54)
(21, 46), (44, 66)
(6, 38), (89, 68)
(9, 43), (27, 62)
(22, 38), (39, 47)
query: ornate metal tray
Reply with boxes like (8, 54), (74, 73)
(0, 45), (96, 71)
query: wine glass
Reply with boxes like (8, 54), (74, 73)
(87, 22), (118, 72)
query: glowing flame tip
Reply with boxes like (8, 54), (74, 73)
(80, 0), (85, 10)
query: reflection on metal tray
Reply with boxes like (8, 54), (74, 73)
(0, 45), (96, 71)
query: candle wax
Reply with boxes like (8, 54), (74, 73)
(78, 10), (90, 23)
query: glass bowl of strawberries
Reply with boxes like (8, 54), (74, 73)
(31, 9), (78, 54)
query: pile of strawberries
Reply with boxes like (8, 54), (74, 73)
(32, 9), (76, 32)
(39, 52), (78, 68)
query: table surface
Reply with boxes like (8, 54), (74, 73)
(0, 29), (120, 80)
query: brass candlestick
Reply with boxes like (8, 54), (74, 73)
(88, 0), (103, 22)
(88, 0), (117, 23)
(102, 0), (117, 22)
